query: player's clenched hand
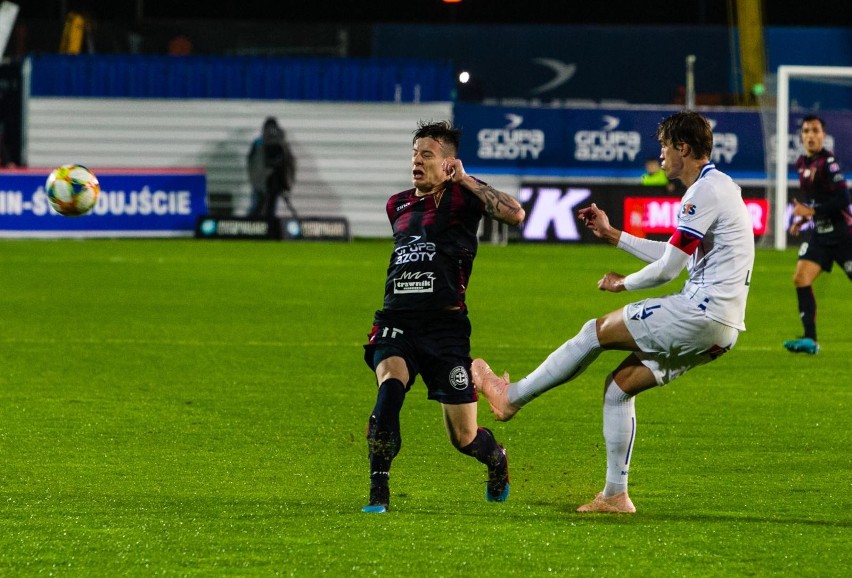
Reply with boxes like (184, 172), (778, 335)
(442, 158), (466, 183)
(597, 272), (626, 292)
(577, 203), (613, 238)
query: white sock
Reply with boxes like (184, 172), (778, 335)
(602, 375), (636, 498)
(509, 319), (602, 407)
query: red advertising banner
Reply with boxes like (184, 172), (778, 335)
(623, 196), (768, 238)
(517, 183), (769, 243)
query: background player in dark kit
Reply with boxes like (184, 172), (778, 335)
(784, 115), (852, 354)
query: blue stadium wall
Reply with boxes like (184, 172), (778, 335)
(23, 26), (851, 106)
(373, 25), (852, 108)
(26, 55), (455, 102)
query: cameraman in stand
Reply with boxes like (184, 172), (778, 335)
(247, 117), (297, 219)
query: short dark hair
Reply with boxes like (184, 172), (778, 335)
(656, 111), (713, 160)
(800, 114), (825, 131)
(413, 120), (461, 155)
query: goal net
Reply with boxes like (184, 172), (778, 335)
(758, 65), (852, 250)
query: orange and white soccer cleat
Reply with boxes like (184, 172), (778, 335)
(471, 358), (520, 422)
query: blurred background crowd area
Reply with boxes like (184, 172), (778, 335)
(8, 0), (850, 107)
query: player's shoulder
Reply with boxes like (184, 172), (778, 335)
(822, 150), (844, 171)
(388, 188), (416, 204)
(687, 167), (741, 206)
(386, 188), (416, 216)
(391, 187), (416, 198)
(693, 165), (736, 191)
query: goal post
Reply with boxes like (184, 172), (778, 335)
(773, 65), (852, 250)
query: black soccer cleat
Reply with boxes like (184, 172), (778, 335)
(485, 444), (510, 503)
(362, 485), (390, 513)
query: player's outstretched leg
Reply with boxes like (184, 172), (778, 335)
(471, 359), (519, 421)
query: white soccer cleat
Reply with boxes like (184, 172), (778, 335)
(471, 358), (520, 422)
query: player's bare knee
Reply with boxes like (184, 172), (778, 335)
(595, 315), (615, 339)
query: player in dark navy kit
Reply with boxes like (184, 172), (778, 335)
(361, 120), (525, 513)
(784, 115), (852, 354)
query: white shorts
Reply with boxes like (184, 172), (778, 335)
(622, 293), (740, 386)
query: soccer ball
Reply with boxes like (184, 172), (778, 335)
(45, 164), (100, 217)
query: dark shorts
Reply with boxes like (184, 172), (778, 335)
(798, 238), (852, 278)
(363, 309), (477, 404)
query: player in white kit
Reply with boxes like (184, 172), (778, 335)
(473, 111), (755, 513)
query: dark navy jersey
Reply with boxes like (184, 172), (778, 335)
(795, 148), (852, 243)
(382, 183), (485, 311)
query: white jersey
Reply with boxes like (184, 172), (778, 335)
(676, 163), (754, 330)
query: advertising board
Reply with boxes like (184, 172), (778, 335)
(0, 168), (206, 238)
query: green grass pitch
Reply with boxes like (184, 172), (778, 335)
(0, 239), (849, 576)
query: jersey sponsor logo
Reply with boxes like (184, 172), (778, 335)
(393, 271), (435, 294)
(449, 366), (470, 390)
(396, 196), (434, 213)
(679, 201), (700, 224)
(394, 239), (437, 264)
(815, 221), (835, 234)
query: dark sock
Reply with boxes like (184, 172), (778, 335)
(459, 427), (505, 471)
(796, 286), (817, 340)
(367, 378), (405, 487)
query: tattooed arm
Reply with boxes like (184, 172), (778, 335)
(442, 157), (525, 226)
(468, 179), (526, 226)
